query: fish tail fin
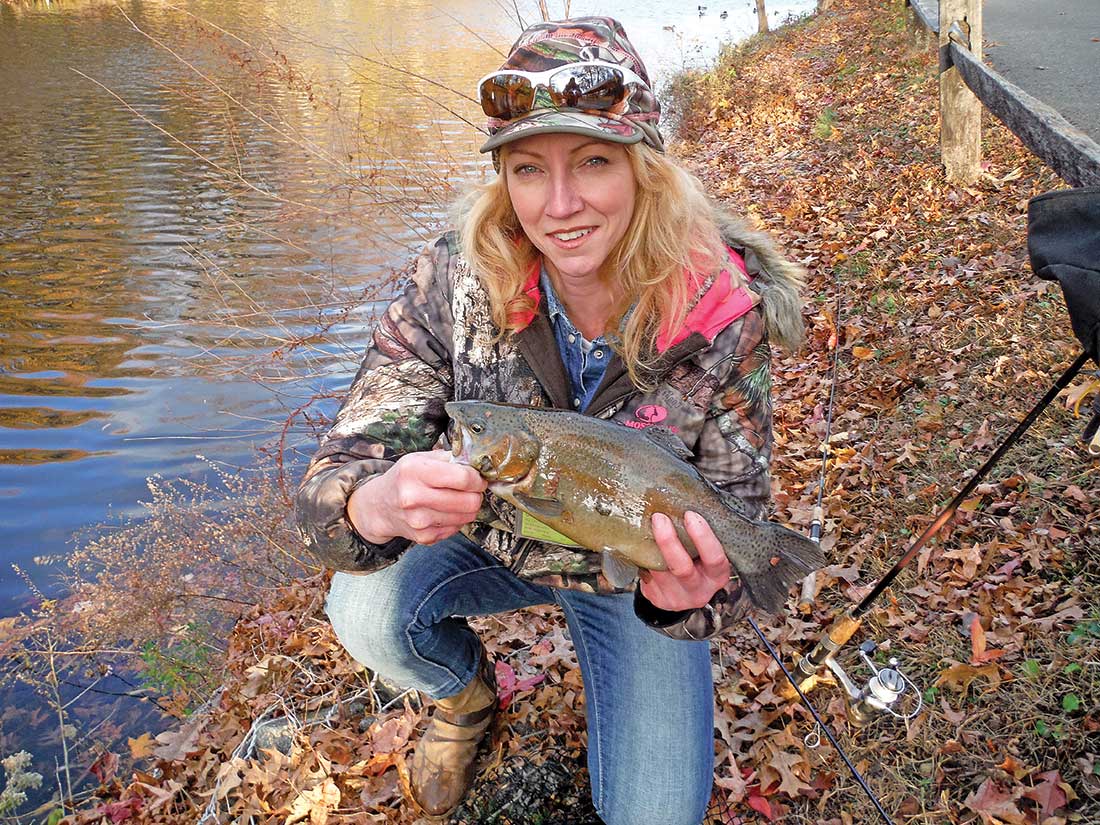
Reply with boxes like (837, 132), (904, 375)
(726, 522), (825, 615)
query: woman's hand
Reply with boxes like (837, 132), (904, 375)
(347, 450), (488, 546)
(639, 511), (732, 612)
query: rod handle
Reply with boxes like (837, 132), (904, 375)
(790, 607), (863, 688)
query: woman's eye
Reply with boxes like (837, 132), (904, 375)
(583, 156), (609, 168)
(512, 164), (539, 176)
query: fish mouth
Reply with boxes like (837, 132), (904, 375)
(450, 424), (495, 477)
(450, 424), (472, 466)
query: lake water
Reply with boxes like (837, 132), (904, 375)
(0, 0), (815, 805)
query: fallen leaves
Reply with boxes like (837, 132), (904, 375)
(969, 614), (1006, 664)
(128, 733), (157, 761)
(284, 776), (340, 825)
(943, 543), (984, 580)
(936, 662), (1002, 696)
(494, 660), (546, 710)
(53, 1), (1100, 824)
(964, 777), (1027, 824)
(851, 345), (876, 360)
(152, 713), (205, 762)
(1021, 770), (1072, 821)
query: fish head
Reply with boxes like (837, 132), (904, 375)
(445, 401), (540, 483)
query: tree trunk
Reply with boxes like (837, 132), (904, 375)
(757, 0), (769, 33)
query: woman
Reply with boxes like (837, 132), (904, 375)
(296, 17), (806, 824)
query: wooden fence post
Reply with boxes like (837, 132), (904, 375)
(939, 0), (982, 182)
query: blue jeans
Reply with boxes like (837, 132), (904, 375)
(325, 534), (714, 825)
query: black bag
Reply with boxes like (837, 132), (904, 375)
(1028, 186), (1100, 363)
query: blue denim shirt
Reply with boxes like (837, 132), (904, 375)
(540, 266), (611, 412)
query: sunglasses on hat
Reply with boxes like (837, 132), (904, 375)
(477, 60), (650, 121)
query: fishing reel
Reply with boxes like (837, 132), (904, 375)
(824, 639), (922, 728)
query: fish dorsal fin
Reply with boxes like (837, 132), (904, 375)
(642, 426), (693, 460)
(697, 474), (753, 523)
(717, 488), (753, 522)
(601, 550), (640, 588)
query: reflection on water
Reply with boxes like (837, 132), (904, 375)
(0, 0), (816, 605)
(0, 0), (815, 808)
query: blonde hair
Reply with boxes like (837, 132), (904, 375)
(455, 142), (729, 387)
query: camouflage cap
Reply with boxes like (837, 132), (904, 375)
(480, 17), (665, 165)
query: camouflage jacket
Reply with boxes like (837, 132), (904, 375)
(295, 210), (806, 640)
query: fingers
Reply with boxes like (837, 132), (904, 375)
(412, 489), (485, 515)
(651, 513), (695, 578)
(379, 451), (487, 544)
(409, 522), (465, 546)
(404, 506), (478, 531)
(407, 451), (488, 493)
(644, 511), (731, 613)
(684, 511), (731, 580)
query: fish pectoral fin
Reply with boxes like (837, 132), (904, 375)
(601, 551), (640, 589)
(514, 493), (565, 519)
(642, 426), (693, 460)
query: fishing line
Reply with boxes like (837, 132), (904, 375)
(747, 616), (895, 825)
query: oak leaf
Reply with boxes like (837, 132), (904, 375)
(495, 660), (546, 709)
(90, 750), (119, 784)
(936, 662), (1001, 696)
(996, 755), (1030, 781)
(358, 770), (399, 808)
(943, 543), (982, 579)
(969, 614), (1005, 664)
(1021, 770), (1070, 820)
(284, 776), (340, 825)
(768, 748), (811, 797)
(98, 797), (143, 824)
(963, 777), (1025, 824)
(130, 779), (183, 814)
(369, 713), (413, 754)
(153, 714), (204, 762)
(128, 732), (156, 760)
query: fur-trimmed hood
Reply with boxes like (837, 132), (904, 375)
(714, 208), (806, 352)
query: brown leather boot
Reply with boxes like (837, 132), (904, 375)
(409, 651), (497, 819)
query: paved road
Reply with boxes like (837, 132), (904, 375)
(982, 0), (1100, 144)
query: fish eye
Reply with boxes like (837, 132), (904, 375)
(470, 423), (484, 434)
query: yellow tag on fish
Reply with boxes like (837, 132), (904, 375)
(517, 512), (582, 547)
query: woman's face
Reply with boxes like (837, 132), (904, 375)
(503, 133), (637, 285)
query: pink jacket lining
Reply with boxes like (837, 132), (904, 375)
(508, 245), (758, 354)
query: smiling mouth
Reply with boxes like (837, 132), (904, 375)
(549, 227), (595, 242)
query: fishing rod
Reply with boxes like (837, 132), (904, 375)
(745, 272), (907, 824)
(748, 616), (896, 825)
(797, 283), (844, 611)
(786, 267), (924, 726)
(751, 352), (1089, 822)
(790, 350), (1093, 696)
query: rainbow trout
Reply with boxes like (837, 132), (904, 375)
(446, 400), (825, 615)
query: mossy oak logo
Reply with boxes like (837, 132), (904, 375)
(626, 403), (676, 431)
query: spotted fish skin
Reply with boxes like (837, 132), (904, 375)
(446, 400), (825, 615)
